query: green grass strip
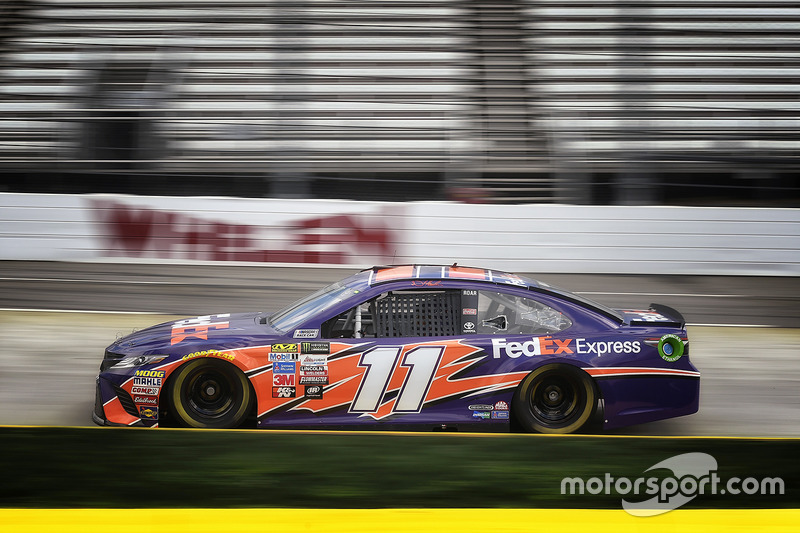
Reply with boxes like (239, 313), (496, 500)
(1, 427), (797, 509)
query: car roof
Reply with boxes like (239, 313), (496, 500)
(363, 265), (537, 289)
(353, 265), (623, 323)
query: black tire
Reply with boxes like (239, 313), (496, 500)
(512, 364), (596, 434)
(167, 359), (253, 428)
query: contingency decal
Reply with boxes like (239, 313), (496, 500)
(256, 340), (531, 421)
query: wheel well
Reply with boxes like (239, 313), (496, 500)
(511, 362), (602, 433)
(513, 362), (600, 401)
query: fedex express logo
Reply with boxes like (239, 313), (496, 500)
(492, 337), (642, 358)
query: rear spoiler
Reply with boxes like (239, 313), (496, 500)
(648, 303), (686, 328)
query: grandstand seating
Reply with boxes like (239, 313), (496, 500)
(0, 0), (798, 203)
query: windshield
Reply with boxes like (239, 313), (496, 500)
(269, 281), (358, 332)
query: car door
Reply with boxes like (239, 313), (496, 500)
(309, 287), (465, 427)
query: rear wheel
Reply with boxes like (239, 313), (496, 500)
(167, 359), (252, 428)
(512, 364), (596, 434)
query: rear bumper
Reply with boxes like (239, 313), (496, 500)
(595, 369), (700, 430)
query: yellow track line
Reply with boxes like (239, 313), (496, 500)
(1, 509), (798, 533)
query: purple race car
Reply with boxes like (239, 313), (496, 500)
(95, 265), (699, 433)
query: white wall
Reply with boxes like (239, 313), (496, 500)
(1, 193), (798, 276)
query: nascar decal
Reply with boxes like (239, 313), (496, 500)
(255, 340), (531, 421)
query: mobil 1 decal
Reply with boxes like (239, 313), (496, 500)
(461, 289), (478, 334)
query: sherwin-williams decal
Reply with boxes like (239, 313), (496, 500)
(273, 362), (296, 374)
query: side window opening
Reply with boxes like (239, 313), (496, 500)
(323, 302), (374, 339)
(322, 290), (461, 338)
(322, 289), (571, 339)
(373, 290), (460, 338)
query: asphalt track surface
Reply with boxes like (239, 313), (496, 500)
(1, 260), (798, 436)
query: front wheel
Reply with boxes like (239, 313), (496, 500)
(167, 359), (253, 428)
(512, 364), (596, 434)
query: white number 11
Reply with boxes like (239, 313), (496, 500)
(350, 346), (445, 414)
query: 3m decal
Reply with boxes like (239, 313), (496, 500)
(293, 329), (319, 339)
(273, 386), (296, 398)
(273, 374), (296, 387)
(171, 314), (230, 345)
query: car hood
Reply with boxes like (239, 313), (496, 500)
(106, 312), (282, 355)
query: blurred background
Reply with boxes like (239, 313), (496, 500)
(1, 0), (798, 206)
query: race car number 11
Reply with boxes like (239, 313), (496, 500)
(350, 346), (445, 414)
